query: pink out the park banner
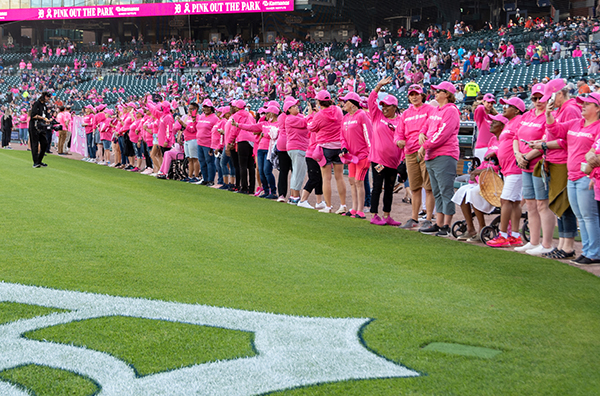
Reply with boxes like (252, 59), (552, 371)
(0, 0), (293, 21)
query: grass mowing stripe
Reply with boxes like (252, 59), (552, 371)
(1, 150), (600, 395)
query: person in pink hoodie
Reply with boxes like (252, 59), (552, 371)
(367, 76), (403, 226)
(417, 81), (460, 237)
(227, 99), (256, 194)
(307, 89), (347, 213)
(339, 92), (372, 218)
(285, 97), (310, 204)
(81, 105), (96, 162)
(234, 105), (279, 199)
(275, 98), (292, 202)
(546, 92), (600, 264)
(395, 84), (436, 229)
(213, 107), (234, 188)
(129, 111), (146, 172)
(513, 83), (555, 256)
(196, 99), (219, 185)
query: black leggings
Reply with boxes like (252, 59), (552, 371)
(237, 141), (256, 193)
(303, 157), (323, 195)
(230, 148), (240, 189)
(370, 163), (397, 214)
(29, 129), (48, 165)
(278, 150), (292, 197)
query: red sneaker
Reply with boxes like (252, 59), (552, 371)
(508, 236), (523, 246)
(487, 235), (511, 248)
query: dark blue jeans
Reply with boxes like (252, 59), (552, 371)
(215, 154), (224, 184)
(86, 133), (96, 159)
(198, 145), (216, 183)
(557, 205), (578, 238)
(118, 135), (128, 165)
(257, 149), (277, 195)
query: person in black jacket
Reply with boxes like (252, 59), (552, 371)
(29, 92), (52, 168)
(1, 107), (12, 149)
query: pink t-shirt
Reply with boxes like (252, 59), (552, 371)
(591, 138), (600, 201)
(544, 99), (581, 164)
(547, 118), (600, 181)
(196, 113), (219, 147)
(129, 118), (141, 143)
(211, 118), (227, 150)
(422, 103), (461, 161)
(228, 110), (256, 144)
(516, 109), (546, 172)
(181, 116), (197, 142)
(285, 114), (310, 152)
(83, 114), (95, 135)
(395, 103), (435, 155)
(18, 114), (28, 129)
(276, 113), (287, 151)
(497, 115), (522, 177)
(341, 110), (372, 160)
(367, 89), (402, 169)
(474, 105), (493, 149)
(307, 105), (343, 147)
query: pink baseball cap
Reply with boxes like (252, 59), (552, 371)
(95, 104), (106, 112)
(576, 92), (600, 105)
(257, 108), (265, 114)
(283, 98), (299, 113)
(431, 81), (456, 94)
(360, 97), (368, 109)
(408, 84), (423, 94)
(541, 79), (566, 103)
(531, 83), (546, 97)
(483, 93), (496, 103)
(105, 109), (114, 116)
(267, 100), (280, 109)
(265, 105), (280, 115)
(340, 152), (359, 164)
(489, 114), (509, 124)
(312, 146), (327, 167)
(340, 92), (361, 102)
(231, 99), (246, 109)
(499, 97), (526, 113)
(217, 106), (231, 114)
(379, 94), (398, 107)
(202, 99), (214, 108)
(315, 90), (331, 101)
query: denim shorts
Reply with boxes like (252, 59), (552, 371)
(133, 141), (144, 158)
(322, 148), (342, 165)
(184, 140), (199, 159)
(522, 171), (549, 200)
(101, 140), (111, 150)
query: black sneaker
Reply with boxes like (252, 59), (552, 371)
(576, 257), (600, 265)
(420, 224), (440, 235)
(570, 255), (587, 264)
(33, 163), (41, 168)
(435, 225), (450, 237)
(40, 162), (48, 167)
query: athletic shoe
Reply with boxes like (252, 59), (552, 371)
(181, 177), (191, 182)
(514, 242), (538, 252)
(400, 219), (419, 229)
(527, 245), (555, 256)
(435, 225), (450, 237)
(258, 192), (270, 198)
(508, 236), (523, 246)
(218, 184), (230, 190)
(39, 163), (48, 167)
(206, 182), (214, 187)
(33, 163), (41, 168)
(149, 173), (158, 177)
(81, 158), (89, 161)
(315, 201), (327, 210)
(370, 214), (386, 225)
(297, 201), (314, 209)
(574, 257), (600, 264)
(487, 235), (511, 247)
(188, 177), (200, 183)
(418, 220), (433, 231)
(571, 255), (586, 264)
(97, 161), (106, 165)
(352, 212), (366, 219)
(342, 211), (354, 216)
(265, 194), (278, 199)
(288, 197), (300, 205)
(467, 234), (482, 243)
(385, 216), (401, 226)
(141, 168), (153, 175)
(419, 223), (440, 235)
(124, 165), (134, 170)
(254, 187), (264, 197)
(457, 231), (477, 241)
(335, 205), (348, 214)
(4, 146), (12, 150)
(277, 196), (286, 202)
(318, 206), (332, 213)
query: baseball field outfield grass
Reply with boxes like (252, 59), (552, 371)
(0, 150), (599, 396)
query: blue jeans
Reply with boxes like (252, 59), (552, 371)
(118, 135), (128, 165)
(198, 145), (215, 183)
(567, 177), (600, 259)
(557, 206), (578, 239)
(215, 154), (224, 184)
(220, 152), (234, 177)
(19, 128), (28, 142)
(86, 133), (96, 159)
(257, 149), (276, 195)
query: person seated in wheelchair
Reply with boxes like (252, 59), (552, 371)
(451, 118), (503, 242)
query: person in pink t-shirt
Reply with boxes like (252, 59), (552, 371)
(176, 102), (200, 182)
(584, 136), (600, 202)
(514, 83), (555, 256)
(55, 106), (71, 155)
(285, 98), (309, 203)
(473, 93), (499, 161)
(196, 99), (219, 185)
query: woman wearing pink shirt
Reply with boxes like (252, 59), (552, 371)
(473, 93), (498, 161)
(98, 109), (114, 165)
(227, 99), (256, 194)
(513, 83), (554, 255)
(339, 92), (372, 218)
(418, 81), (460, 237)
(487, 97), (526, 248)
(395, 84), (436, 229)
(285, 97), (310, 204)
(81, 105), (96, 162)
(129, 111), (145, 172)
(214, 107), (235, 189)
(546, 92), (600, 264)
(18, 109), (28, 146)
(177, 102), (200, 182)
(196, 99), (219, 186)
(233, 106), (279, 199)
(367, 77), (403, 226)
(307, 90), (347, 214)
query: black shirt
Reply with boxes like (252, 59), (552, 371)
(29, 99), (48, 132)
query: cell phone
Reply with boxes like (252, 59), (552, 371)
(375, 164), (384, 173)
(520, 139), (531, 145)
(581, 162), (588, 172)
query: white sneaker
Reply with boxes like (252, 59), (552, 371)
(81, 158), (88, 161)
(318, 206), (332, 213)
(150, 173), (158, 177)
(334, 205), (347, 214)
(297, 200), (314, 209)
(315, 201), (327, 209)
(97, 161), (105, 165)
(514, 242), (539, 252)
(276, 196), (286, 202)
(527, 245), (555, 256)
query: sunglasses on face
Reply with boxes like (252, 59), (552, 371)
(531, 96), (542, 102)
(435, 89), (448, 94)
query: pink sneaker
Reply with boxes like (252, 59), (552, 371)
(385, 216), (402, 227)
(487, 235), (511, 248)
(254, 187), (263, 197)
(370, 214), (386, 226)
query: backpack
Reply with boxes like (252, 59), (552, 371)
(167, 153), (189, 180)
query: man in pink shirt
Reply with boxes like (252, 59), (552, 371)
(55, 106), (71, 155)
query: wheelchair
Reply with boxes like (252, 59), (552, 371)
(452, 211), (529, 244)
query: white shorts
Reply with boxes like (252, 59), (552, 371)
(184, 140), (199, 159)
(500, 174), (523, 202)
(451, 183), (496, 213)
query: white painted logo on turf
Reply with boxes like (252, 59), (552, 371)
(0, 282), (418, 395)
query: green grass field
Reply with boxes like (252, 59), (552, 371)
(1, 150), (599, 395)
